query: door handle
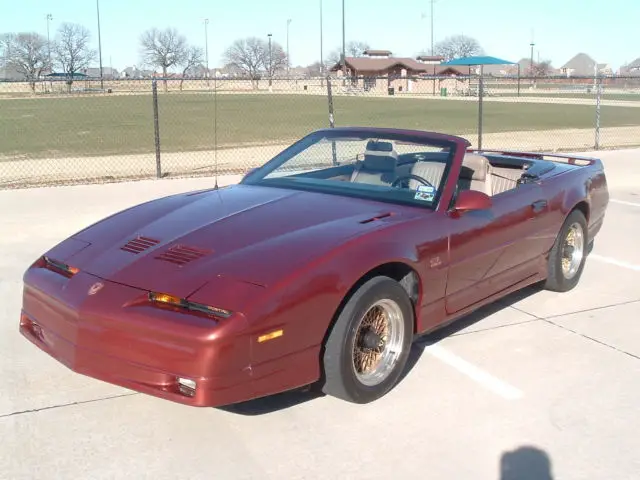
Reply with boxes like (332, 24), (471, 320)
(531, 200), (547, 213)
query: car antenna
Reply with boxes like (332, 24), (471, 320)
(213, 67), (219, 190)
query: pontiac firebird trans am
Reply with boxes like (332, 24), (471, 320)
(20, 127), (609, 407)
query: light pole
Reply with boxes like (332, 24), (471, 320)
(430, 0), (435, 55)
(319, 0), (324, 76)
(204, 19), (210, 80)
(530, 40), (535, 84)
(268, 33), (273, 86)
(46, 14), (53, 70)
(96, 0), (103, 89)
(341, 0), (346, 81)
(286, 19), (292, 75)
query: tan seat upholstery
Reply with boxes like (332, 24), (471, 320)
(350, 141), (398, 186)
(490, 166), (523, 195)
(409, 161), (446, 190)
(457, 153), (493, 195)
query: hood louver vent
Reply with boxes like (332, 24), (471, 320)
(121, 236), (160, 254)
(359, 212), (393, 224)
(155, 245), (210, 266)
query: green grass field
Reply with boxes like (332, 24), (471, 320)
(2, 93), (639, 159)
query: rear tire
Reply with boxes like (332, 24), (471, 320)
(544, 209), (588, 292)
(321, 276), (413, 404)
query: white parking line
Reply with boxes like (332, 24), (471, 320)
(610, 199), (640, 208)
(424, 344), (524, 400)
(590, 254), (640, 272)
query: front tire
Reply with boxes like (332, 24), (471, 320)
(321, 276), (413, 404)
(544, 209), (588, 292)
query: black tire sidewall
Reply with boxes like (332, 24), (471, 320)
(322, 276), (414, 404)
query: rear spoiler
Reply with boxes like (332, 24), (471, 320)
(467, 148), (599, 166)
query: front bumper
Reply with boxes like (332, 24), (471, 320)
(19, 266), (255, 407)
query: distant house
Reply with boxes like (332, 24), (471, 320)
(121, 66), (154, 79)
(561, 53), (611, 76)
(620, 58), (640, 75)
(84, 67), (120, 79)
(0, 64), (25, 81)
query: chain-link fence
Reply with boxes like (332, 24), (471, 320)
(1, 74), (639, 189)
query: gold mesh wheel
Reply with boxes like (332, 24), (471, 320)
(561, 222), (585, 280)
(351, 299), (405, 387)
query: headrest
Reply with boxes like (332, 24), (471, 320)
(363, 141), (398, 172)
(459, 154), (489, 181)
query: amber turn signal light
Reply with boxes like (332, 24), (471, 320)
(148, 292), (232, 319)
(42, 256), (80, 277)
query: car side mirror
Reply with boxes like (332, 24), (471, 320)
(451, 190), (492, 214)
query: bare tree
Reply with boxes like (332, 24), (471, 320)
(346, 41), (370, 57)
(0, 32), (48, 91)
(326, 40), (370, 67)
(53, 23), (96, 91)
(179, 46), (204, 90)
(263, 42), (287, 85)
(305, 61), (324, 78)
(434, 34), (484, 62)
(531, 60), (552, 77)
(140, 27), (187, 91)
(223, 37), (264, 88)
(223, 37), (288, 88)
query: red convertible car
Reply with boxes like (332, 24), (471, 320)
(20, 127), (609, 407)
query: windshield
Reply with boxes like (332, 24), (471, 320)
(241, 129), (458, 209)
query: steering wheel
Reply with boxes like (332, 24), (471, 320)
(391, 174), (434, 189)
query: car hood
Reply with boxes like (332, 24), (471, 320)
(50, 184), (418, 296)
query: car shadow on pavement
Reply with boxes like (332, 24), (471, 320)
(218, 283), (543, 416)
(500, 445), (555, 480)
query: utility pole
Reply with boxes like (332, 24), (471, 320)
(204, 19), (210, 80)
(268, 33), (273, 87)
(530, 38), (535, 85)
(430, 0), (435, 56)
(286, 19), (292, 75)
(341, 0), (346, 81)
(96, 0), (104, 89)
(46, 14), (53, 70)
(319, 0), (324, 76)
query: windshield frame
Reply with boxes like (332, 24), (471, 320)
(240, 127), (464, 210)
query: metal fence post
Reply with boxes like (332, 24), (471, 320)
(152, 79), (162, 178)
(326, 75), (335, 128)
(595, 75), (602, 150)
(326, 75), (338, 165)
(477, 74), (484, 150)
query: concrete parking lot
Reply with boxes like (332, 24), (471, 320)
(1, 149), (639, 480)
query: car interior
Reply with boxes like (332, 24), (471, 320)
(344, 140), (529, 198)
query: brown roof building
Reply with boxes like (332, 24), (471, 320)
(329, 50), (469, 78)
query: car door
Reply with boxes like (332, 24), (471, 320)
(444, 181), (549, 314)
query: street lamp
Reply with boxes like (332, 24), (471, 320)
(96, 0), (104, 89)
(319, 0), (324, 76)
(286, 19), (292, 75)
(204, 19), (210, 80)
(530, 39), (535, 85)
(46, 14), (53, 70)
(341, 0), (346, 79)
(430, 0), (436, 55)
(267, 33), (273, 86)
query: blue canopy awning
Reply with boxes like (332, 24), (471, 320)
(441, 56), (516, 66)
(44, 72), (88, 78)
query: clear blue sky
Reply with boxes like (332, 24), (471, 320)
(1, 0), (638, 72)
